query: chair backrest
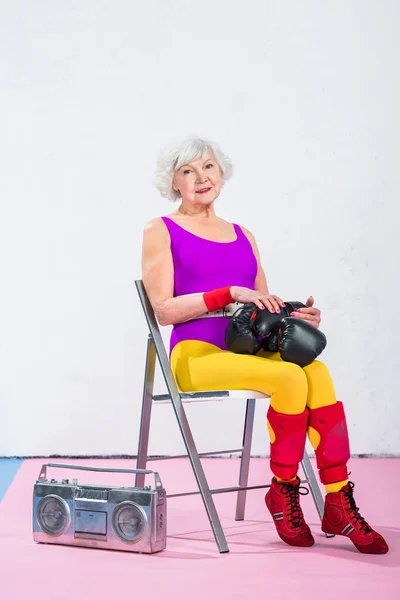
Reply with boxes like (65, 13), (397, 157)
(135, 280), (182, 402)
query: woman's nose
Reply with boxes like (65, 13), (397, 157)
(196, 172), (208, 183)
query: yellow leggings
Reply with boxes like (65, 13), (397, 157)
(171, 340), (346, 491)
(171, 340), (337, 414)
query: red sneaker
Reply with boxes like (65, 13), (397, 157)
(322, 482), (389, 554)
(265, 477), (315, 547)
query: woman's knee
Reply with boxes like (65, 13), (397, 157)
(305, 359), (330, 378)
(304, 360), (337, 409)
(270, 363), (309, 415)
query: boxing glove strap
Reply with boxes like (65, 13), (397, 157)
(199, 302), (243, 319)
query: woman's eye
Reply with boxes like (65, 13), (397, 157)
(183, 169), (192, 175)
(205, 163), (213, 169)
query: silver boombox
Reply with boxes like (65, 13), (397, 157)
(33, 463), (167, 553)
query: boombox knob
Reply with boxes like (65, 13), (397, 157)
(62, 479), (69, 484)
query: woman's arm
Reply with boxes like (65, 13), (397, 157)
(241, 226), (270, 294)
(242, 226), (321, 325)
(141, 218), (209, 326)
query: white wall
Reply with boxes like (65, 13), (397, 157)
(1, 1), (399, 457)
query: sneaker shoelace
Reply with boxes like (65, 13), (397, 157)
(341, 481), (372, 534)
(281, 481), (309, 529)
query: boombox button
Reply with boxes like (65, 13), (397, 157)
(62, 479), (69, 484)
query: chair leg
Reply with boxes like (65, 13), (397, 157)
(300, 450), (325, 520)
(170, 394), (230, 553)
(135, 336), (156, 488)
(235, 398), (256, 521)
(301, 450), (335, 538)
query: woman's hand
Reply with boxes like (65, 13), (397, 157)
(230, 286), (285, 313)
(291, 296), (321, 328)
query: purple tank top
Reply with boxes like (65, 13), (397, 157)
(161, 216), (258, 354)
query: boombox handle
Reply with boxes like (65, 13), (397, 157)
(37, 463), (163, 490)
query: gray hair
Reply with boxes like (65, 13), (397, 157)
(154, 136), (233, 201)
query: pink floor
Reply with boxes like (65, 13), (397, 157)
(0, 457), (399, 599)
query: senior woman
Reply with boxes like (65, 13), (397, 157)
(141, 136), (388, 554)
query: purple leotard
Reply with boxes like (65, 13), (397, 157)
(161, 216), (258, 354)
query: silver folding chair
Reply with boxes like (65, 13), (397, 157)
(134, 279), (327, 553)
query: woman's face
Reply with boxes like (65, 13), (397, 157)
(172, 152), (222, 205)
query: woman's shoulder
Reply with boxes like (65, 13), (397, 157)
(144, 212), (180, 229)
(142, 218), (171, 260)
(144, 216), (168, 231)
(143, 217), (170, 243)
(236, 223), (254, 239)
(237, 224), (259, 251)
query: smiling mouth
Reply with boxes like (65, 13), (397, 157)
(196, 187), (211, 194)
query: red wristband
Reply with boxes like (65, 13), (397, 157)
(203, 286), (234, 311)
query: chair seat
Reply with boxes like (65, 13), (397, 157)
(153, 389), (270, 403)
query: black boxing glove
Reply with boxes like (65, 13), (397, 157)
(225, 303), (259, 354)
(262, 318), (327, 367)
(252, 301), (306, 339)
(225, 301), (306, 355)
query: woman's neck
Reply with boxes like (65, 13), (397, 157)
(177, 203), (216, 219)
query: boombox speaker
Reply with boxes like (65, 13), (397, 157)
(33, 463), (166, 553)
